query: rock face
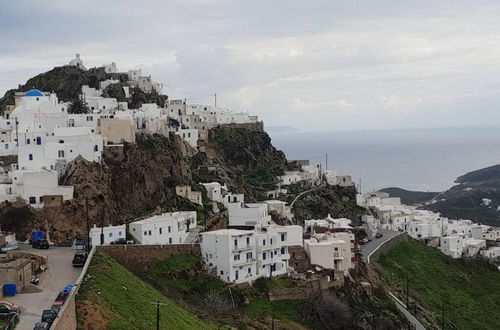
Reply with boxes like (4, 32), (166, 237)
(291, 185), (367, 225)
(193, 124), (288, 201)
(28, 133), (189, 244)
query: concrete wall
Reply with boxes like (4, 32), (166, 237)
(100, 244), (200, 273)
(369, 233), (409, 264)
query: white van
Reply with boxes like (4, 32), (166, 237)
(1, 241), (19, 253)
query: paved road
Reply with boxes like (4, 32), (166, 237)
(8, 245), (82, 330)
(360, 229), (402, 262)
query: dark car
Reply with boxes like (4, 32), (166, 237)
(34, 322), (50, 330)
(41, 309), (57, 324)
(52, 292), (68, 308)
(0, 302), (20, 318)
(33, 239), (50, 249)
(375, 232), (383, 239)
(72, 252), (88, 267)
(110, 238), (127, 245)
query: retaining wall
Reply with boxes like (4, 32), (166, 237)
(99, 244), (201, 273)
(369, 233), (409, 264)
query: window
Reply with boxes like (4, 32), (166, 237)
(109, 233), (113, 237)
(262, 239), (266, 246)
(119, 231), (122, 236)
(144, 231), (147, 236)
(4, 144), (7, 150)
(26, 138), (30, 144)
(270, 239), (273, 245)
(281, 247), (285, 254)
(248, 268), (251, 274)
(281, 234), (285, 241)
(234, 254), (240, 261)
(28, 154), (33, 161)
(246, 237), (250, 245)
(39, 196), (44, 203)
(169, 237), (172, 244)
(262, 252), (266, 260)
(220, 270), (224, 275)
(58, 150), (64, 158)
(234, 239), (238, 247)
(168, 226), (171, 233)
(94, 145), (98, 152)
(159, 228), (163, 235)
(29, 197), (36, 204)
(148, 230), (152, 235)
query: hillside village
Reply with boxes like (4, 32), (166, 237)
(0, 55), (498, 329)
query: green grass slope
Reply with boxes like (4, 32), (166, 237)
(77, 252), (218, 330)
(378, 240), (500, 330)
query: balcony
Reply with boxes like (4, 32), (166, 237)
(233, 258), (256, 266)
(232, 244), (253, 252)
(280, 253), (290, 260)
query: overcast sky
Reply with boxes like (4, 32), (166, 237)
(2, 0), (500, 131)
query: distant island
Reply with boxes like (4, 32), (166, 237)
(380, 164), (500, 226)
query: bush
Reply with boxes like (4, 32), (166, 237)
(301, 290), (352, 330)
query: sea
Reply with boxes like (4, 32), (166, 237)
(267, 126), (500, 193)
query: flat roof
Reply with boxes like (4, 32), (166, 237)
(202, 229), (254, 236)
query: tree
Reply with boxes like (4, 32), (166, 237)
(68, 98), (89, 114)
(301, 290), (353, 330)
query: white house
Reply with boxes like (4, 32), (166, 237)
(227, 202), (271, 228)
(439, 235), (464, 258)
(304, 214), (352, 233)
(279, 171), (302, 185)
(200, 182), (227, 203)
(201, 226), (296, 284)
(304, 232), (355, 275)
(129, 211), (197, 245)
(481, 246), (500, 259)
(89, 224), (126, 246)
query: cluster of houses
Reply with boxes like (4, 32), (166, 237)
(0, 55), (260, 208)
(90, 180), (358, 284)
(357, 191), (500, 261)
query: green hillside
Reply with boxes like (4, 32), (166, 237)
(378, 240), (500, 330)
(76, 252), (219, 330)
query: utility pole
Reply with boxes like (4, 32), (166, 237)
(150, 300), (168, 330)
(406, 275), (409, 308)
(442, 302), (445, 329)
(214, 93), (217, 107)
(325, 154), (328, 172)
(157, 299), (160, 330)
(85, 197), (90, 252)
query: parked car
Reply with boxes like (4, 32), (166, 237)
(0, 300), (19, 310)
(357, 238), (369, 245)
(52, 292), (69, 308)
(72, 252), (88, 267)
(41, 309), (57, 323)
(34, 322), (51, 330)
(375, 232), (383, 239)
(33, 239), (50, 249)
(0, 303), (20, 318)
(110, 238), (126, 245)
(0, 241), (19, 253)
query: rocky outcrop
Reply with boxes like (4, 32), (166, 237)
(291, 185), (367, 225)
(25, 133), (189, 244)
(192, 125), (288, 201)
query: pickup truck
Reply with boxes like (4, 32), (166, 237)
(72, 252), (88, 267)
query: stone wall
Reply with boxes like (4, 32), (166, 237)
(99, 244), (200, 273)
(269, 276), (344, 301)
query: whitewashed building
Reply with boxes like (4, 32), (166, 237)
(304, 232), (355, 275)
(89, 224), (126, 246)
(129, 211), (197, 245)
(201, 225), (300, 284)
(439, 235), (464, 258)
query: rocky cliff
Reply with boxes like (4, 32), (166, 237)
(22, 133), (191, 244)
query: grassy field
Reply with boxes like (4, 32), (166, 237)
(378, 240), (500, 330)
(77, 252), (219, 330)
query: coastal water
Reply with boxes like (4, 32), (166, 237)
(267, 127), (500, 193)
